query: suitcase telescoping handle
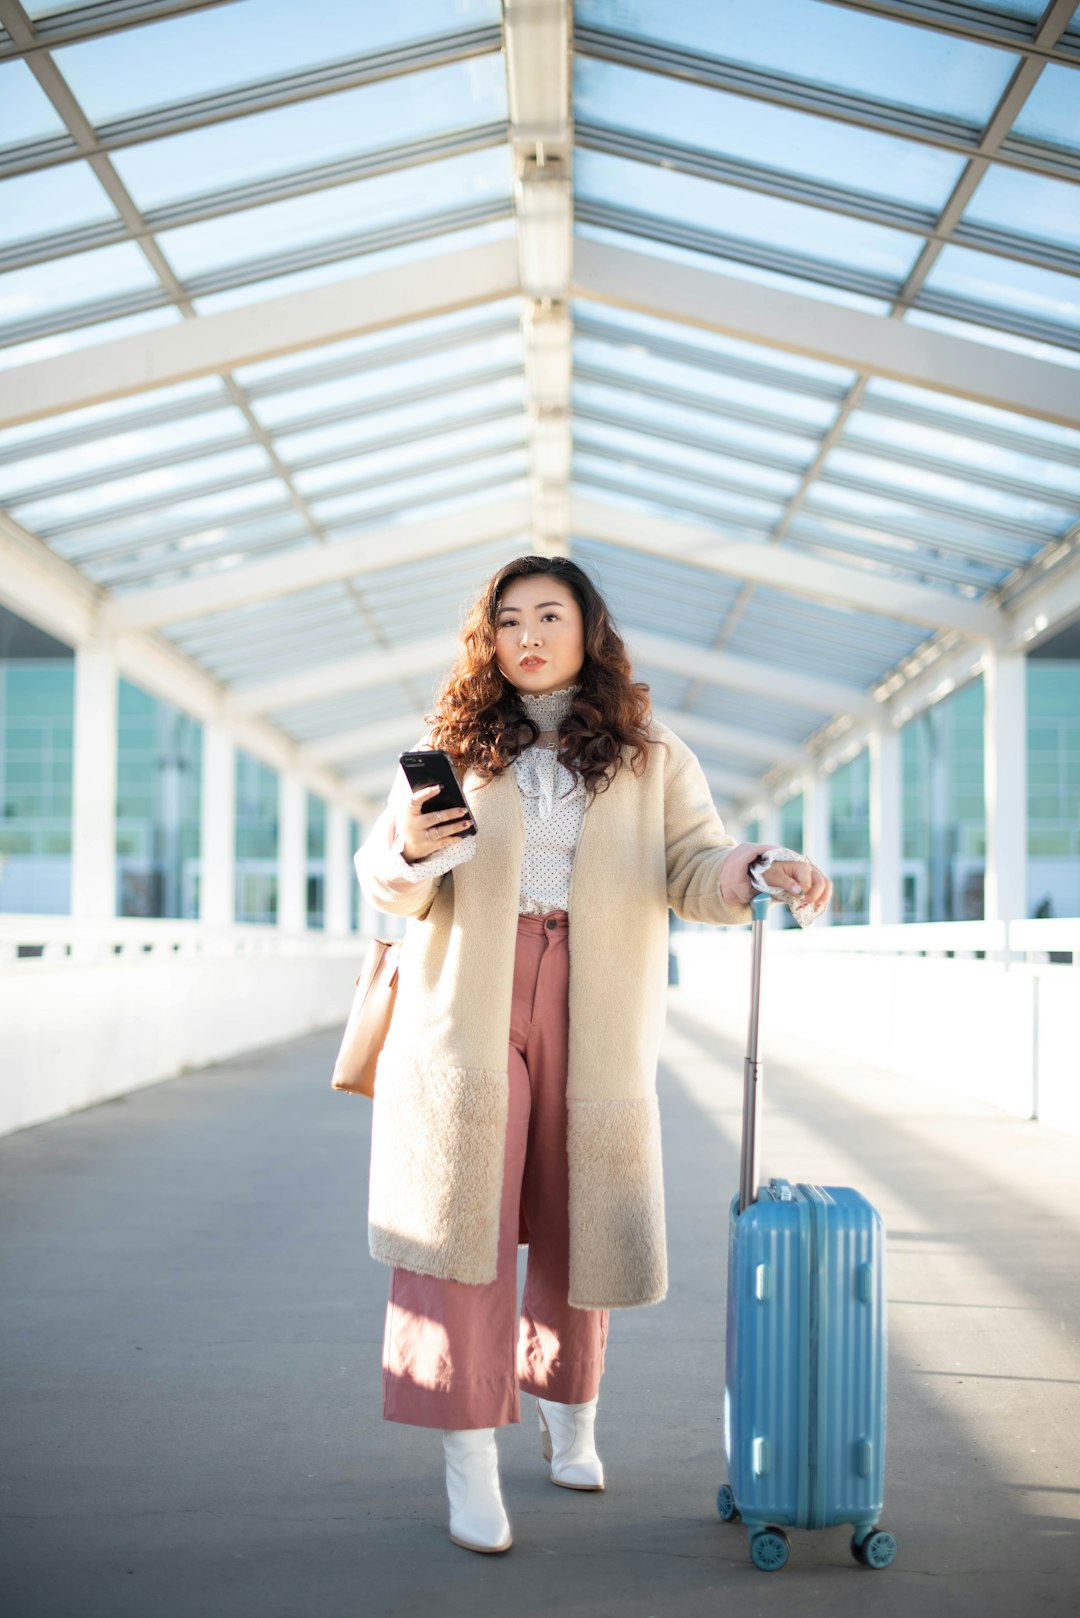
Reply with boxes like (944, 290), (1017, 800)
(739, 892), (774, 1214)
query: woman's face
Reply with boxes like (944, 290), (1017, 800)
(493, 575), (586, 696)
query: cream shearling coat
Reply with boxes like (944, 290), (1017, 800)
(354, 719), (758, 1312)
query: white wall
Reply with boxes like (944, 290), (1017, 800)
(0, 927), (359, 1137)
(672, 923), (1080, 1139)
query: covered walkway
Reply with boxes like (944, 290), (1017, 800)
(2, 986), (1078, 1618)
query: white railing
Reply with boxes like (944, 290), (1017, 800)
(0, 914), (363, 964)
(751, 916), (1078, 963)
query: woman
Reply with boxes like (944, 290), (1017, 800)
(354, 555), (831, 1554)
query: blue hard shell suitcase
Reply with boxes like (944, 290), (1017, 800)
(716, 893), (897, 1572)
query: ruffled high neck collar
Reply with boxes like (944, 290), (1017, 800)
(518, 682), (578, 731)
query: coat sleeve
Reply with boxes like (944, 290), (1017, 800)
(661, 730), (757, 926)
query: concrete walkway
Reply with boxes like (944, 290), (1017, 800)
(2, 985), (1078, 1618)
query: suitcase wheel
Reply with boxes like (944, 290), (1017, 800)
(716, 1485), (740, 1523)
(749, 1528), (790, 1571)
(852, 1528), (898, 1569)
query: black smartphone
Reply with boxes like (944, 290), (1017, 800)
(398, 750), (477, 837)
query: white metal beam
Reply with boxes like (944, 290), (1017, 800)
(101, 498), (531, 630)
(572, 238), (1080, 431)
(653, 705), (807, 769)
(303, 710), (430, 766)
(504, 0), (572, 551)
(571, 495), (1000, 637)
(225, 635), (461, 719)
(627, 626), (878, 719)
(0, 239), (520, 430)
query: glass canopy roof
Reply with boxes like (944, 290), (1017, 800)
(1, 0), (1077, 816)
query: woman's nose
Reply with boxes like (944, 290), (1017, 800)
(519, 625), (541, 645)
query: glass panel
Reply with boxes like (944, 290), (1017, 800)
(572, 534), (745, 644)
(828, 749), (869, 925)
(0, 60), (68, 147)
(901, 679), (985, 922)
(0, 240), (162, 330)
(842, 412), (1080, 502)
(961, 165), (1080, 252)
(275, 375), (523, 463)
(1027, 661), (1080, 916)
(0, 163), (119, 249)
(787, 511), (1009, 590)
(308, 449), (529, 524)
(0, 307), (182, 373)
(576, 151), (921, 281)
(574, 419), (802, 496)
(116, 677), (201, 920)
(805, 482), (1042, 564)
(0, 376), (225, 455)
(103, 514), (310, 595)
(575, 57), (966, 209)
(823, 445), (1074, 528)
(54, 0), (501, 123)
(158, 146), (509, 280)
(12, 445), (274, 532)
(574, 334), (840, 427)
(111, 55), (507, 211)
(0, 604), (74, 917)
(328, 476), (531, 537)
(1009, 64), (1080, 153)
(575, 0), (1016, 121)
(0, 408), (254, 503)
(291, 418), (526, 494)
(235, 298), (520, 388)
(920, 244), (1080, 336)
(306, 790), (326, 930)
(862, 375), (1080, 455)
(192, 218), (515, 315)
(50, 482), (290, 562)
(573, 298), (856, 387)
(726, 589), (919, 682)
(903, 307), (1080, 371)
(252, 332), (521, 428)
(958, 0), (1047, 16)
(573, 451), (786, 525)
(572, 376), (820, 464)
(576, 222), (894, 315)
(234, 748), (278, 926)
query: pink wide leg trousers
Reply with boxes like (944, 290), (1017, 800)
(381, 909), (609, 1429)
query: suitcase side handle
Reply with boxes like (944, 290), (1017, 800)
(739, 893), (774, 1213)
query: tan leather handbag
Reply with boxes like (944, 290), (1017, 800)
(330, 937), (400, 1098)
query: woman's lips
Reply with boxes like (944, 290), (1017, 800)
(520, 657), (546, 669)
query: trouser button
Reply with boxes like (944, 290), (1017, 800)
(546, 918), (557, 929)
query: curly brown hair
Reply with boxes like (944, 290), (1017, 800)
(426, 555), (659, 799)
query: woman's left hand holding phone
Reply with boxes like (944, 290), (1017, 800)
(399, 785), (474, 864)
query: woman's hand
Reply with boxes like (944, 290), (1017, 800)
(719, 844), (832, 912)
(766, 857), (832, 913)
(399, 784), (474, 864)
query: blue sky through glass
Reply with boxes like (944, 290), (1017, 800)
(0, 60), (67, 145)
(53, 0), (501, 123)
(575, 57), (966, 209)
(110, 56), (508, 213)
(576, 151), (922, 280)
(576, 0), (1016, 121)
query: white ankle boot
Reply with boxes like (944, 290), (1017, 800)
(536, 1396), (605, 1491)
(441, 1428), (512, 1553)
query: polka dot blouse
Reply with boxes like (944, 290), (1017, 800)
(386, 684), (585, 916)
